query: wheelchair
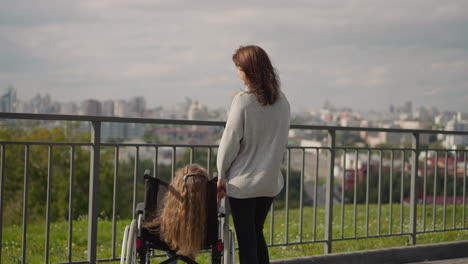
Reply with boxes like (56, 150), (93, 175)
(120, 169), (235, 264)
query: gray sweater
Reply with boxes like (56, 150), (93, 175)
(216, 91), (291, 199)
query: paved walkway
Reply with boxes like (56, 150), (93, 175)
(274, 241), (468, 264)
(408, 258), (468, 264)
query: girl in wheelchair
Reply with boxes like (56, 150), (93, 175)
(143, 164), (215, 262)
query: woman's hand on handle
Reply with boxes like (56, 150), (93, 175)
(217, 180), (226, 201)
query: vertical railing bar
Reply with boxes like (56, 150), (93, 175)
(409, 132), (419, 245)
(365, 150), (370, 237)
(423, 150), (428, 232)
(68, 146), (75, 263)
(269, 202), (274, 245)
(154, 147), (158, 178)
(400, 150), (405, 234)
(45, 145), (53, 264)
(464, 151), (467, 228)
(190, 146), (194, 164)
(133, 146), (139, 218)
(353, 149), (358, 237)
(0, 144), (4, 264)
(443, 151), (448, 230)
(207, 148), (212, 177)
(299, 149), (305, 242)
(111, 146), (119, 259)
(340, 149), (346, 238)
(284, 148), (290, 244)
(88, 121), (101, 264)
(150, 143), (157, 256)
(378, 150), (382, 235)
(171, 147), (176, 181)
(433, 151), (438, 231)
(452, 150), (457, 229)
(21, 145), (30, 264)
(389, 150), (394, 234)
(324, 129), (336, 254)
(313, 148), (319, 241)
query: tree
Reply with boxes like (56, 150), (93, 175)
(0, 125), (121, 224)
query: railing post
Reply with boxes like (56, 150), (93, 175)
(0, 145), (4, 264)
(324, 129), (336, 254)
(88, 121), (101, 264)
(410, 132), (419, 245)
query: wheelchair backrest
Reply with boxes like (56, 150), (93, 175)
(143, 176), (219, 248)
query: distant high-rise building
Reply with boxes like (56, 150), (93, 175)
(435, 112), (456, 126)
(81, 99), (102, 115)
(16, 101), (32, 113)
(0, 85), (17, 112)
(188, 100), (208, 120)
(457, 112), (468, 122)
(413, 106), (430, 120)
(402, 101), (412, 113)
(102, 100), (115, 116)
(128, 97), (146, 117)
(114, 100), (129, 117)
(60, 102), (78, 115)
(30, 93), (58, 113)
(444, 116), (468, 148)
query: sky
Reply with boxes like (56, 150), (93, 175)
(1, 0), (467, 112)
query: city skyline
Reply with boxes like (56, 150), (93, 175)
(2, 84), (452, 115)
(1, 82), (467, 149)
(1, 1), (468, 112)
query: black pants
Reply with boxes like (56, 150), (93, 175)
(228, 196), (274, 264)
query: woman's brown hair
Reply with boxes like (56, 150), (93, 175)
(144, 164), (209, 258)
(232, 45), (280, 105)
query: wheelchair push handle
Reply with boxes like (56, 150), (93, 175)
(143, 169), (152, 180)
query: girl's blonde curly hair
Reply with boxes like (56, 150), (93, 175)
(144, 164), (209, 258)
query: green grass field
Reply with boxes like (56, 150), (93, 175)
(2, 204), (467, 264)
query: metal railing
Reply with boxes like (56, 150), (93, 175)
(0, 112), (467, 264)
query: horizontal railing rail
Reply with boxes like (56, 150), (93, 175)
(1, 112), (467, 135)
(0, 112), (467, 264)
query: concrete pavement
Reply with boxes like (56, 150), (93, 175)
(272, 240), (468, 264)
(408, 258), (468, 264)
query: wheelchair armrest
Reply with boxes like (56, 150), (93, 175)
(136, 202), (145, 215)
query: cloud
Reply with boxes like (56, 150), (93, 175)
(0, 0), (96, 26)
(0, 0), (467, 112)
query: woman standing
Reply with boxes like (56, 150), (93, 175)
(217, 45), (290, 264)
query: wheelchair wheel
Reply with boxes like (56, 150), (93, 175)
(120, 225), (130, 264)
(125, 219), (138, 264)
